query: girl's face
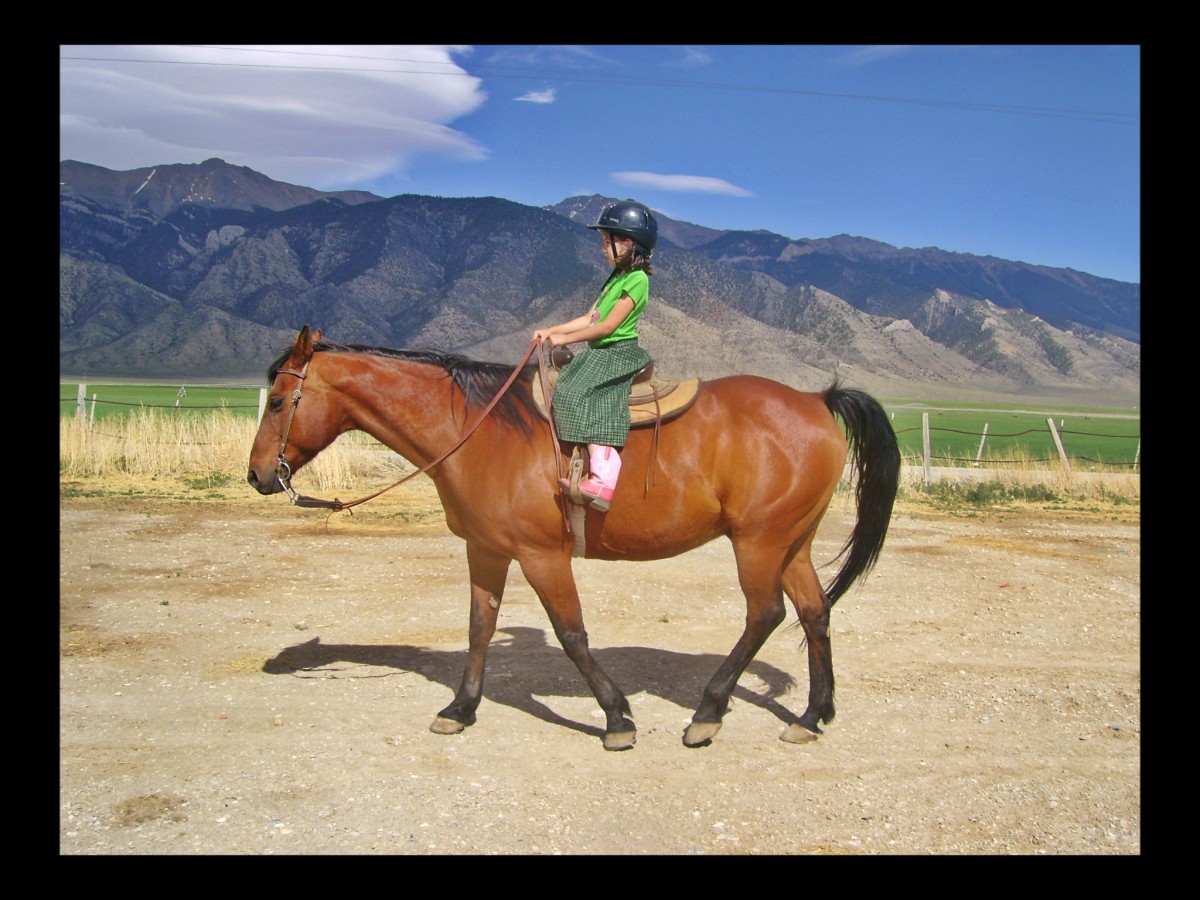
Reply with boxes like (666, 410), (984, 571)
(600, 231), (634, 266)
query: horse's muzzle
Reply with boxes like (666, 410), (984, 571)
(247, 467), (283, 495)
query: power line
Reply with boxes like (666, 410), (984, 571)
(60, 48), (1139, 126)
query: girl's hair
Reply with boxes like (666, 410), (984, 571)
(611, 242), (655, 277)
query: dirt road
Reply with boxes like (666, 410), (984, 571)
(59, 480), (1140, 855)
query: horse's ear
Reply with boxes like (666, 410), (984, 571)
(293, 325), (314, 360)
(313, 328), (323, 344)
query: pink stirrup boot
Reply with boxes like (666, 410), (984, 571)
(578, 445), (621, 512)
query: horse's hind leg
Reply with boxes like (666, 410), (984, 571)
(432, 544), (511, 735)
(780, 550), (834, 744)
(685, 539), (787, 747)
(520, 553), (637, 751)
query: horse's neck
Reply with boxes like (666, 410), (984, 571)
(332, 358), (465, 467)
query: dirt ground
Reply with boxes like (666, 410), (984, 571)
(59, 477), (1141, 855)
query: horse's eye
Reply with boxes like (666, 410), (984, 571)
(268, 396), (284, 412)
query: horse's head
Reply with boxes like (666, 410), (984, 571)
(246, 325), (338, 496)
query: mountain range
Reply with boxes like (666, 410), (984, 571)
(59, 158), (1140, 406)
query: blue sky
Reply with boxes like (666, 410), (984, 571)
(59, 44), (1140, 284)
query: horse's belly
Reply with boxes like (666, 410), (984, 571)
(582, 511), (725, 562)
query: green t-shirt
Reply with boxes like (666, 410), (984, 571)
(589, 269), (649, 348)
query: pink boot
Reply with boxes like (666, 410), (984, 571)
(578, 445), (621, 512)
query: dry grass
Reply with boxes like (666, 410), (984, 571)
(60, 409), (1139, 513)
(59, 409), (410, 493)
(896, 448), (1140, 505)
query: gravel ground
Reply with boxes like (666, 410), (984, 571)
(59, 480), (1141, 855)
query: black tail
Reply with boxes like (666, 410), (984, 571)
(822, 383), (901, 605)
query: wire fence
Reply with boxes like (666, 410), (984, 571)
(892, 411), (1140, 477)
(894, 422), (1140, 468)
(61, 383), (1141, 473)
(65, 398), (259, 411)
(61, 383), (264, 425)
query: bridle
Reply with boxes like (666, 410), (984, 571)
(271, 359), (312, 505)
(268, 339), (568, 523)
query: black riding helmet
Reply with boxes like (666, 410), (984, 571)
(587, 199), (658, 256)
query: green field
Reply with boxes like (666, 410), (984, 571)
(883, 404), (1140, 469)
(61, 383), (262, 422)
(61, 382), (1141, 470)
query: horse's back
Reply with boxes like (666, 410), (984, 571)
(677, 375), (845, 457)
(698, 374), (843, 426)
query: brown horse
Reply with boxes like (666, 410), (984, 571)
(247, 326), (900, 750)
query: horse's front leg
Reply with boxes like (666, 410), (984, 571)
(520, 552), (636, 751)
(431, 543), (511, 735)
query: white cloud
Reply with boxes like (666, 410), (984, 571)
(839, 46), (915, 67)
(611, 171), (754, 197)
(484, 45), (615, 68)
(667, 46), (713, 68)
(515, 88), (557, 104)
(59, 45), (489, 190)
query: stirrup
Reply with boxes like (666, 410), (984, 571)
(558, 448), (589, 506)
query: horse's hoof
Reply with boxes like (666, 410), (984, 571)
(683, 720), (721, 747)
(603, 729), (637, 751)
(780, 723), (821, 744)
(430, 716), (468, 735)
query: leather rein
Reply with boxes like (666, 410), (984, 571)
(272, 339), (567, 521)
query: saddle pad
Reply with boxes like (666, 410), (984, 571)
(531, 371), (701, 428)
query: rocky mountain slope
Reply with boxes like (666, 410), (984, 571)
(59, 161), (1140, 405)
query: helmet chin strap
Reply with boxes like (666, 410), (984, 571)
(604, 231), (630, 259)
(604, 230), (625, 265)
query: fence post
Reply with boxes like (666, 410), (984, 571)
(1047, 417), (1071, 476)
(89, 393), (97, 429)
(922, 412), (932, 485)
(975, 423), (989, 467)
(76, 383), (86, 421)
(257, 388), (267, 422)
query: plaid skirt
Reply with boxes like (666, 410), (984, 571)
(551, 340), (652, 446)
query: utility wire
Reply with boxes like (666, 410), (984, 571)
(60, 47), (1139, 126)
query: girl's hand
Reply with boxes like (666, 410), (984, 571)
(534, 329), (571, 346)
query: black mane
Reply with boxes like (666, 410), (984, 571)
(267, 340), (540, 433)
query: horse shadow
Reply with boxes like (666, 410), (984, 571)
(263, 625), (805, 740)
